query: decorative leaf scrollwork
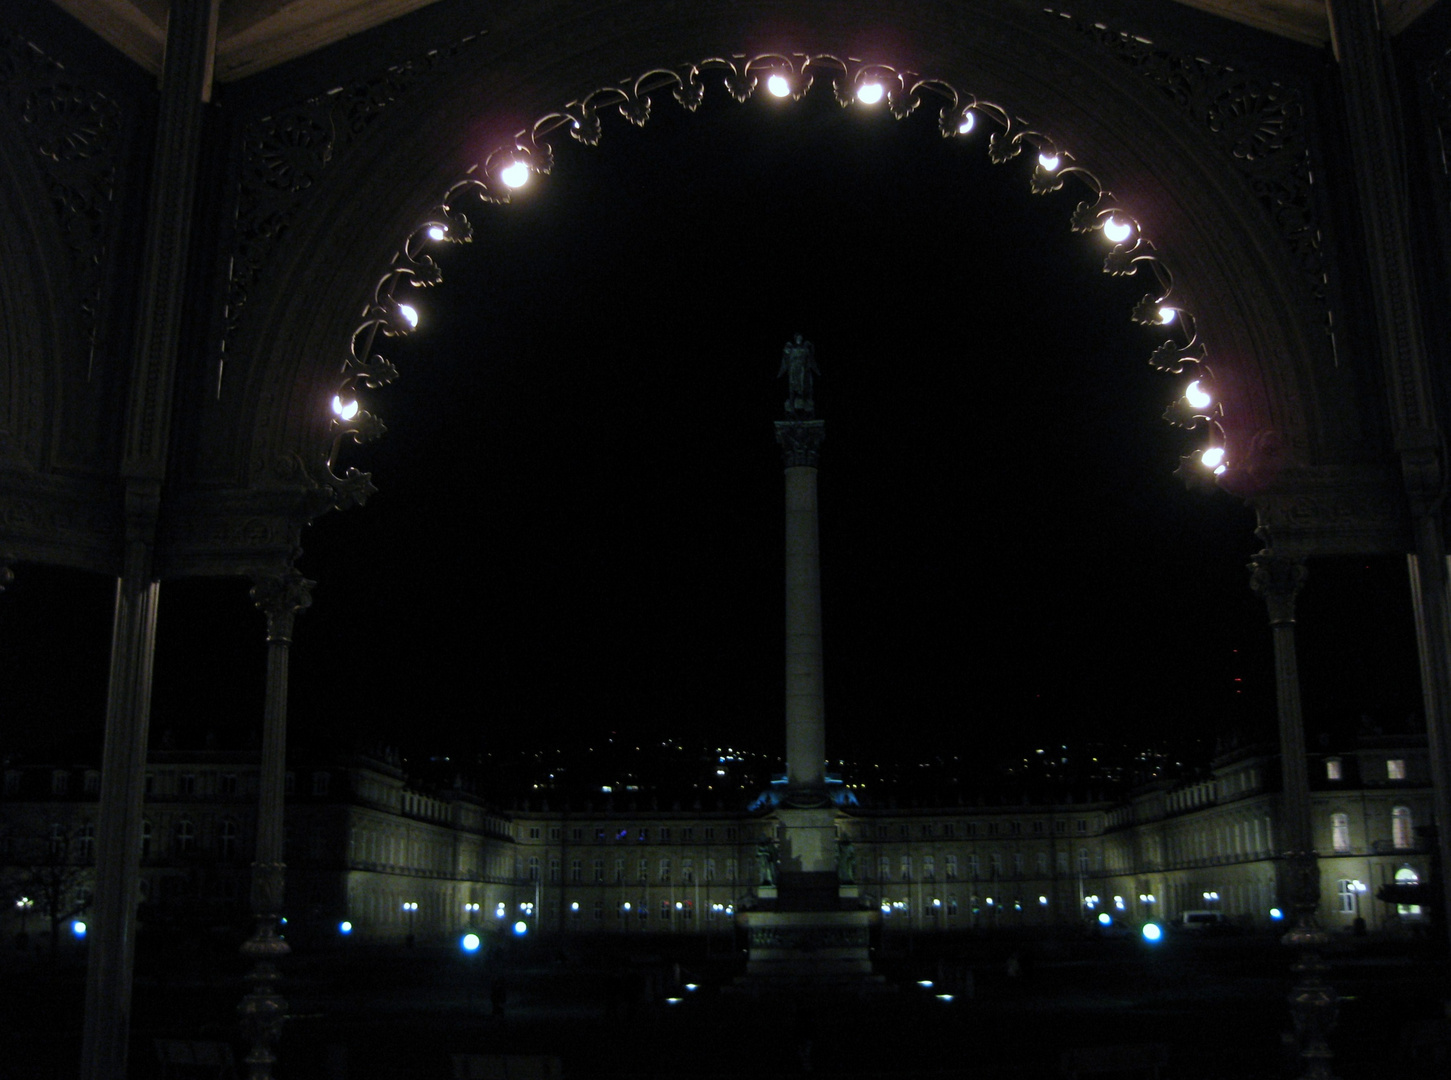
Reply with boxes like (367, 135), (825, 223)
(323, 48), (1226, 509)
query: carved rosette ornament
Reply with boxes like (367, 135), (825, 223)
(0, 30), (125, 374)
(322, 47), (1226, 511)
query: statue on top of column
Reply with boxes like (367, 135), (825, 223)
(778, 333), (819, 418)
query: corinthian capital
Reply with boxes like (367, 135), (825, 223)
(1248, 550), (1306, 626)
(249, 570), (314, 644)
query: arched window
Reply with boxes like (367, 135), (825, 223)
(1330, 813), (1350, 853)
(1394, 867), (1422, 916)
(1392, 806), (1413, 849)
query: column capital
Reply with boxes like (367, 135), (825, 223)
(775, 420), (826, 468)
(249, 570), (313, 645)
(1249, 550), (1306, 626)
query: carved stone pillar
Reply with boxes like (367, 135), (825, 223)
(238, 570), (312, 1080)
(775, 419), (827, 804)
(1249, 549), (1337, 1080)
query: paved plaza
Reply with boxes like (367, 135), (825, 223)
(4, 930), (1448, 1078)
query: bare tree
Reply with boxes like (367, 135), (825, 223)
(0, 812), (95, 957)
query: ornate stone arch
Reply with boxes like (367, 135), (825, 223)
(174, 1), (1378, 572)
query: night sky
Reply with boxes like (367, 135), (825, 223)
(0, 78), (1423, 771)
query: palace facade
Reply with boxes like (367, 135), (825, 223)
(3, 737), (1432, 948)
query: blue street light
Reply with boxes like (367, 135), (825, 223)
(1141, 922), (1163, 943)
(461, 933), (481, 952)
(512, 920), (528, 936)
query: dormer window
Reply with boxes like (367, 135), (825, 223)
(1325, 758), (1342, 781)
(1387, 759), (1407, 780)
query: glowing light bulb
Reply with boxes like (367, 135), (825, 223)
(1158, 306), (1176, 324)
(427, 225), (446, 241)
(1038, 152), (1060, 172)
(1200, 446), (1226, 469)
(767, 74), (791, 98)
(1103, 216), (1132, 244)
(397, 303), (418, 329)
(857, 82), (884, 105)
(957, 111), (976, 135)
(1185, 380), (1212, 409)
(331, 395), (360, 422)
(500, 161), (531, 189)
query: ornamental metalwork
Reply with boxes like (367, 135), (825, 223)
(221, 31), (488, 398)
(0, 29), (125, 377)
(1045, 8), (1324, 304)
(325, 52), (1229, 508)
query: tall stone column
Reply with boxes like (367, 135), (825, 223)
(81, 5), (219, 1075)
(238, 570), (312, 1080)
(776, 420), (828, 802)
(80, 566), (160, 1080)
(1326, 0), (1451, 943)
(1250, 549), (1337, 1080)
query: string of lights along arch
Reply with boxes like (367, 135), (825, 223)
(325, 53), (1228, 508)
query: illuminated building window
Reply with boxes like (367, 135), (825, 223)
(1395, 867), (1422, 915)
(1387, 759), (1406, 780)
(1325, 758), (1343, 781)
(1337, 879), (1357, 914)
(1331, 813), (1351, 853)
(1393, 806), (1413, 849)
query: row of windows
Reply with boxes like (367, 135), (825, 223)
(526, 856), (741, 883)
(869, 819), (1090, 840)
(1325, 757), (1407, 781)
(524, 825), (743, 844)
(1330, 807), (1415, 851)
(872, 851), (1089, 881)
